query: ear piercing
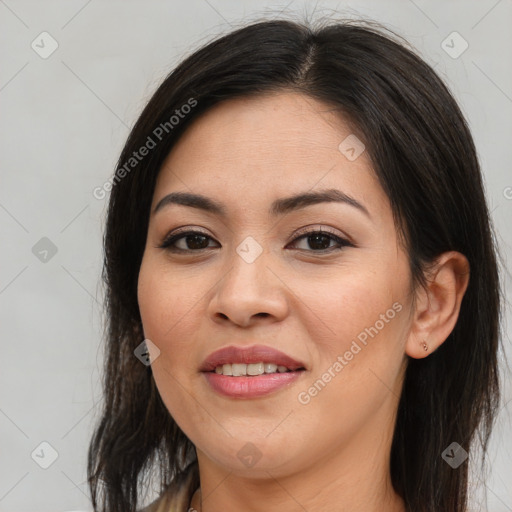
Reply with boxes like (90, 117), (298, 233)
(421, 340), (429, 352)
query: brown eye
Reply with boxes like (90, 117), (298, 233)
(158, 227), (353, 254)
(159, 231), (218, 252)
(288, 228), (353, 253)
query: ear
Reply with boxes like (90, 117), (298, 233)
(405, 251), (470, 359)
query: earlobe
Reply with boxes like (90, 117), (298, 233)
(405, 251), (470, 359)
(407, 338), (431, 359)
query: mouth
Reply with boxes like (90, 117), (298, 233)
(200, 344), (307, 398)
(210, 362), (305, 376)
(203, 368), (306, 399)
(199, 344), (307, 373)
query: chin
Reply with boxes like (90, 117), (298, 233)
(199, 436), (302, 476)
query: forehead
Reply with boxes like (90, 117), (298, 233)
(153, 91), (389, 221)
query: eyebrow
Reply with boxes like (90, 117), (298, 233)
(152, 188), (371, 219)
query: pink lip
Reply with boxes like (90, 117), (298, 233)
(199, 344), (307, 399)
(199, 344), (306, 372)
(203, 371), (304, 399)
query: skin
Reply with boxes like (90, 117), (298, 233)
(137, 91), (469, 512)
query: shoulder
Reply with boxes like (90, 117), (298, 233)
(137, 500), (159, 512)
(136, 492), (180, 512)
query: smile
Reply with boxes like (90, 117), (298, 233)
(212, 362), (301, 376)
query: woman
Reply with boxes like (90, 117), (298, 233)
(87, 18), (503, 512)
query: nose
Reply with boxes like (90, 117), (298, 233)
(207, 244), (289, 327)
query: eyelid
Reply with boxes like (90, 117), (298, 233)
(288, 224), (353, 245)
(157, 226), (213, 250)
(157, 225), (355, 252)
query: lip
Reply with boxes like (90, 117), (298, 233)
(200, 344), (307, 399)
(199, 344), (306, 372)
(203, 371), (304, 399)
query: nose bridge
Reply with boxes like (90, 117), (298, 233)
(235, 235), (265, 266)
(209, 235), (287, 324)
(224, 235), (270, 296)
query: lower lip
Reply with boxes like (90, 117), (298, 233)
(203, 370), (305, 399)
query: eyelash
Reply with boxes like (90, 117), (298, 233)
(158, 227), (353, 254)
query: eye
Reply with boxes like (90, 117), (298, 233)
(158, 230), (218, 252)
(158, 227), (353, 254)
(287, 227), (353, 253)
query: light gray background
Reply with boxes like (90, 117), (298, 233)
(1, 1), (511, 511)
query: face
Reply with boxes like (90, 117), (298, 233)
(137, 91), (415, 477)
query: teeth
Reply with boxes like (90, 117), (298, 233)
(231, 363), (247, 376)
(247, 362), (264, 375)
(264, 363), (277, 373)
(212, 361), (296, 376)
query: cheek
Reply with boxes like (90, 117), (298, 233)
(137, 260), (205, 425)
(137, 256), (196, 344)
(137, 257), (202, 428)
(297, 266), (408, 410)
(304, 266), (402, 352)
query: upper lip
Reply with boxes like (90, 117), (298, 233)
(200, 344), (306, 372)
